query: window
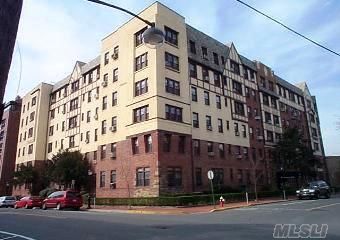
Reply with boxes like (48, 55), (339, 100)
(69, 116), (77, 129)
(31, 97), (37, 106)
(202, 47), (208, 59)
(262, 93), (269, 106)
(89, 72), (93, 83)
(193, 112), (199, 128)
(163, 134), (171, 152)
(113, 46), (119, 58)
(133, 105), (149, 123)
(135, 52), (148, 71)
(234, 122), (239, 135)
(213, 52), (219, 65)
(27, 144), (33, 154)
(314, 142), (320, 151)
(216, 95), (221, 109)
(189, 62), (197, 78)
(189, 40), (196, 54)
(216, 144), (224, 159)
(265, 112), (272, 123)
(48, 143), (52, 153)
(178, 136), (186, 153)
(212, 168), (224, 185)
(260, 77), (266, 88)
(206, 115), (212, 130)
(204, 91), (210, 105)
(136, 167), (150, 186)
(268, 81), (274, 91)
(165, 105), (182, 122)
(165, 78), (180, 95)
(243, 67), (249, 80)
(193, 139), (200, 155)
(242, 125), (247, 138)
(135, 79), (148, 96)
(86, 131), (90, 143)
(207, 142), (213, 154)
(100, 171), (105, 188)
(195, 168), (202, 186)
(110, 170), (116, 189)
(93, 150), (97, 160)
(104, 52), (109, 65)
(69, 135), (75, 148)
(191, 87), (197, 102)
(164, 26), (178, 46)
(113, 68), (118, 82)
(94, 129), (98, 141)
(202, 67), (209, 82)
(112, 92), (117, 106)
(218, 118), (223, 133)
(86, 111), (91, 123)
(167, 167), (182, 187)
(245, 87), (250, 97)
(214, 72), (220, 87)
(102, 96), (108, 110)
(28, 127), (33, 138)
(71, 80), (79, 92)
(165, 52), (179, 71)
(132, 137), (139, 154)
(266, 130), (274, 142)
(70, 98), (79, 111)
(135, 27), (147, 46)
(49, 126), (54, 136)
(234, 101), (245, 116)
(273, 115), (280, 126)
(87, 91), (92, 103)
(271, 98), (277, 109)
(230, 60), (240, 74)
(225, 97), (228, 107)
(101, 120), (107, 134)
(50, 109), (55, 119)
(111, 116), (117, 131)
(226, 120), (230, 130)
(100, 145), (106, 159)
(145, 135), (152, 153)
(232, 80), (242, 95)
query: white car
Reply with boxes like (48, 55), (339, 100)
(0, 196), (16, 208)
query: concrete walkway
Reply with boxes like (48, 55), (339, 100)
(84, 197), (295, 215)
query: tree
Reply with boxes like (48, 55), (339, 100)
(274, 128), (317, 184)
(249, 156), (265, 201)
(13, 165), (39, 194)
(50, 150), (89, 191)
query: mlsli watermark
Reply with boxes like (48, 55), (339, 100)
(273, 224), (328, 238)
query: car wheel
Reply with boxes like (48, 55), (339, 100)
(24, 204), (29, 209)
(325, 192), (330, 199)
(42, 203), (47, 210)
(14, 204), (18, 209)
(56, 203), (62, 211)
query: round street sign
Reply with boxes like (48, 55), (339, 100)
(207, 170), (214, 180)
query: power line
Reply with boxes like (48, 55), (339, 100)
(235, 0), (340, 57)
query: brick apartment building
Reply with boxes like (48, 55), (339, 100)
(0, 97), (21, 195)
(13, 2), (326, 198)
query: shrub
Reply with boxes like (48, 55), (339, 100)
(39, 187), (57, 198)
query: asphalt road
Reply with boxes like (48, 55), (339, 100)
(0, 195), (339, 240)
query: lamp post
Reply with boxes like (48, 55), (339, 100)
(86, 0), (164, 48)
(5, 182), (10, 196)
(87, 169), (93, 209)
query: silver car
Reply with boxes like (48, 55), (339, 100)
(0, 196), (16, 208)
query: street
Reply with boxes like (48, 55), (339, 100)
(0, 195), (339, 240)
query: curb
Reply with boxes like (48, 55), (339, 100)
(210, 199), (296, 213)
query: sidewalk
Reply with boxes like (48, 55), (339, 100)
(84, 197), (295, 215)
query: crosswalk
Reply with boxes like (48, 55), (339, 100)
(0, 231), (36, 240)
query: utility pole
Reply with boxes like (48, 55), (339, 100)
(0, 0), (23, 120)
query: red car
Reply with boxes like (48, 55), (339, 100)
(14, 196), (43, 209)
(42, 190), (83, 210)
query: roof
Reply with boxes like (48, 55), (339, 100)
(52, 75), (70, 92)
(81, 56), (100, 74)
(240, 55), (256, 70)
(275, 75), (303, 95)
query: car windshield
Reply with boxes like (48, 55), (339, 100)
(66, 192), (80, 198)
(302, 182), (318, 189)
(5, 196), (15, 200)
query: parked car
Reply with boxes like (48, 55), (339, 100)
(14, 196), (43, 209)
(296, 180), (331, 199)
(42, 190), (82, 210)
(0, 196), (16, 208)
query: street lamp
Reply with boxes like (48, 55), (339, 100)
(86, 0), (164, 48)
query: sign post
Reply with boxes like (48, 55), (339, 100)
(207, 170), (215, 208)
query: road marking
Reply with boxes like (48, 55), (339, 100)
(281, 200), (317, 206)
(307, 203), (340, 211)
(0, 231), (36, 240)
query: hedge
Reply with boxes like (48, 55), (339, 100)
(94, 190), (294, 206)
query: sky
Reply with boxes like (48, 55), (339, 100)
(7, 0), (340, 155)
